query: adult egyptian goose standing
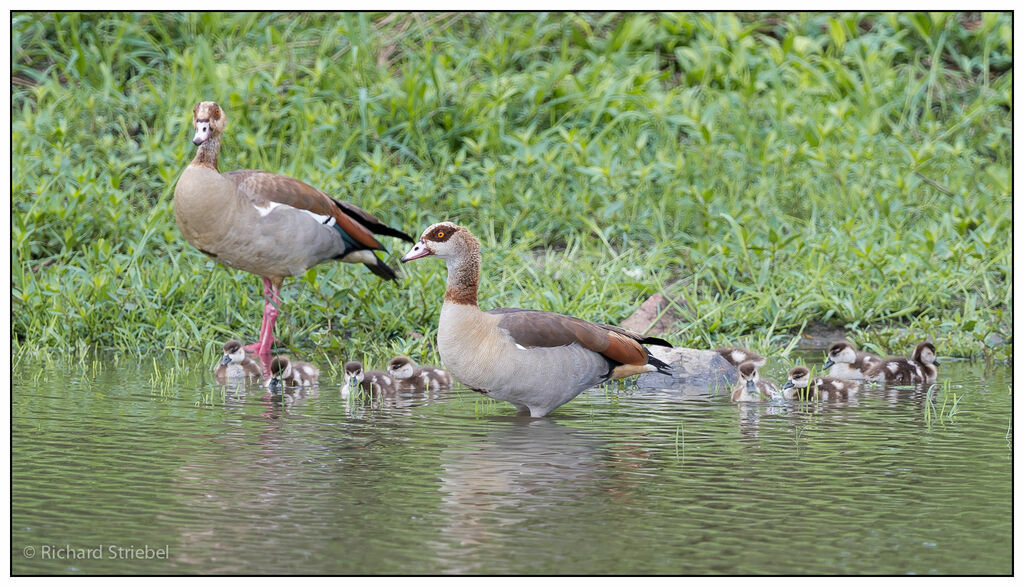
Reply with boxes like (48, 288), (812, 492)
(387, 355), (452, 392)
(730, 361), (779, 402)
(400, 222), (673, 417)
(214, 340), (262, 384)
(822, 341), (882, 380)
(173, 102), (413, 377)
(864, 342), (939, 385)
(781, 366), (860, 400)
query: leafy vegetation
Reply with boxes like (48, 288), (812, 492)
(12, 12), (1012, 369)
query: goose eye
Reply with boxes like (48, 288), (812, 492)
(436, 231), (445, 239)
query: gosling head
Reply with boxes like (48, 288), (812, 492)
(220, 340), (245, 366)
(737, 361), (760, 393)
(387, 356), (416, 380)
(268, 356), (292, 391)
(782, 366), (812, 400)
(344, 361), (365, 389)
(823, 341), (858, 369)
(913, 342), (939, 366)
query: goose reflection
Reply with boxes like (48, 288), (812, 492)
(433, 418), (605, 572)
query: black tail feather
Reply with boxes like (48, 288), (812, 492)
(335, 200), (415, 243)
(365, 255), (400, 281)
(647, 353), (674, 376)
(641, 335), (673, 347)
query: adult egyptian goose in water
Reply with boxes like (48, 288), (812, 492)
(781, 366), (860, 400)
(730, 361), (779, 402)
(214, 340), (262, 384)
(173, 102), (413, 377)
(714, 346), (766, 368)
(268, 356), (319, 390)
(387, 355), (452, 392)
(340, 360), (399, 397)
(399, 222), (672, 417)
(822, 341), (882, 380)
(864, 342), (939, 385)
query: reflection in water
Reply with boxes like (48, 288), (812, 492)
(10, 355), (1012, 575)
(434, 419), (605, 573)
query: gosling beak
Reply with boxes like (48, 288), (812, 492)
(400, 240), (432, 263)
(746, 379), (756, 392)
(782, 380), (794, 391)
(269, 378), (282, 393)
(823, 358), (835, 369)
(219, 354), (232, 366)
(933, 358), (941, 366)
(348, 375), (358, 388)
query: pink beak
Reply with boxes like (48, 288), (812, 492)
(401, 241), (432, 262)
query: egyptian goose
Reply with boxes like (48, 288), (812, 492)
(730, 361), (779, 402)
(822, 341), (882, 380)
(268, 356), (319, 390)
(714, 346), (766, 368)
(214, 340), (262, 384)
(781, 366), (860, 400)
(386, 355), (452, 391)
(340, 360), (399, 397)
(865, 342), (939, 385)
(173, 101), (413, 377)
(399, 222), (672, 417)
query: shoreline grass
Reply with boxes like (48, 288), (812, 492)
(12, 12), (1012, 365)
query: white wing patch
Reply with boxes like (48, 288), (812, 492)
(254, 201), (335, 227)
(254, 201), (285, 217)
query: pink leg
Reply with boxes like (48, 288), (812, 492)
(244, 278), (281, 379)
(244, 278), (274, 353)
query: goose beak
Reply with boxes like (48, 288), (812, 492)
(219, 354), (232, 366)
(823, 358), (834, 369)
(192, 121), (211, 145)
(269, 378), (282, 393)
(782, 380), (794, 391)
(746, 379), (756, 392)
(347, 375), (358, 389)
(933, 358), (941, 365)
(401, 240), (432, 262)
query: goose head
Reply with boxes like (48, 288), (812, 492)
(782, 366), (811, 399)
(400, 222), (476, 263)
(191, 101), (226, 146)
(913, 342), (939, 366)
(823, 341), (858, 369)
(387, 356), (416, 380)
(344, 361), (365, 389)
(220, 340), (247, 366)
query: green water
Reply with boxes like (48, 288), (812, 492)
(11, 353), (1012, 575)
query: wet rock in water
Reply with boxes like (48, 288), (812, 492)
(620, 293), (685, 337)
(637, 346), (737, 391)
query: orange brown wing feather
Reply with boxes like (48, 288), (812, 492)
(602, 331), (648, 367)
(224, 170), (383, 250)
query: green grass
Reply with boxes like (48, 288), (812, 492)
(12, 12), (1012, 369)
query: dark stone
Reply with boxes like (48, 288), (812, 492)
(637, 346), (737, 395)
